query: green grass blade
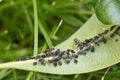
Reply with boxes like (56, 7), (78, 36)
(50, 20), (63, 37)
(33, 0), (38, 56)
(38, 20), (53, 48)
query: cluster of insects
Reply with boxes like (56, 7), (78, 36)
(17, 25), (120, 67)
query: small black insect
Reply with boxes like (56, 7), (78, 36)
(52, 58), (59, 62)
(58, 61), (62, 66)
(48, 60), (52, 63)
(110, 25), (116, 31)
(53, 62), (57, 66)
(38, 58), (43, 62)
(65, 59), (70, 64)
(58, 51), (64, 57)
(73, 59), (78, 64)
(104, 30), (109, 34)
(41, 61), (46, 66)
(110, 33), (114, 38)
(90, 46), (94, 52)
(72, 54), (78, 58)
(101, 37), (107, 43)
(41, 54), (46, 58)
(70, 50), (75, 53)
(115, 39), (118, 42)
(35, 55), (41, 59)
(33, 62), (37, 65)
(66, 49), (70, 55)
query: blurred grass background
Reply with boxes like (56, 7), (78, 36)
(0, 0), (120, 80)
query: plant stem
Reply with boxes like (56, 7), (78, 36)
(33, 0), (38, 56)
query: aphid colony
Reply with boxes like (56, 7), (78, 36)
(17, 25), (120, 67)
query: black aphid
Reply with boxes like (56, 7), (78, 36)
(58, 51), (64, 57)
(45, 53), (51, 57)
(65, 59), (70, 64)
(104, 30), (109, 34)
(84, 46), (91, 51)
(54, 49), (60, 56)
(85, 39), (91, 43)
(58, 61), (62, 66)
(101, 37), (107, 43)
(110, 25), (116, 31)
(53, 62), (57, 66)
(66, 49), (70, 55)
(82, 41), (89, 47)
(36, 55), (41, 59)
(90, 46), (94, 52)
(109, 33), (114, 38)
(72, 54), (78, 58)
(93, 36), (98, 40)
(33, 62), (37, 65)
(41, 61), (46, 66)
(62, 55), (69, 60)
(43, 48), (54, 53)
(70, 50), (75, 53)
(38, 58), (43, 62)
(73, 59), (78, 64)
(52, 58), (59, 62)
(115, 39), (118, 42)
(74, 38), (79, 45)
(48, 60), (52, 63)
(41, 54), (46, 58)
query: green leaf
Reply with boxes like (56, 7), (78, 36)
(94, 0), (120, 25)
(0, 14), (120, 74)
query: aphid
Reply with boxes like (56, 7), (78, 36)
(58, 51), (64, 57)
(52, 58), (59, 62)
(53, 62), (57, 66)
(90, 46), (94, 52)
(73, 59), (78, 64)
(85, 39), (91, 43)
(88, 38), (94, 43)
(101, 37), (107, 43)
(48, 60), (52, 63)
(109, 33), (114, 38)
(43, 48), (54, 53)
(30, 56), (36, 59)
(33, 62), (37, 65)
(38, 58), (43, 62)
(35, 55), (41, 59)
(62, 55), (68, 59)
(41, 61), (46, 66)
(73, 38), (79, 45)
(70, 50), (75, 53)
(72, 54), (78, 58)
(54, 49), (60, 56)
(66, 49), (70, 55)
(82, 41), (89, 47)
(110, 25), (116, 31)
(64, 59), (70, 64)
(45, 53), (51, 57)
(94, 36), (99, 40)
(58, 61), (62, 66)
(41, 54), (46, 58)
(104, 30), (109, 34)
(84, 46), (91, 51)
(115, 39), (118, 42)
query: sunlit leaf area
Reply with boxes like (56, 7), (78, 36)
(0, 0), (120, 80)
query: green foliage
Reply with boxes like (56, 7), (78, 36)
(94, 0), (120, 25)
(0, 0), (120, 80)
